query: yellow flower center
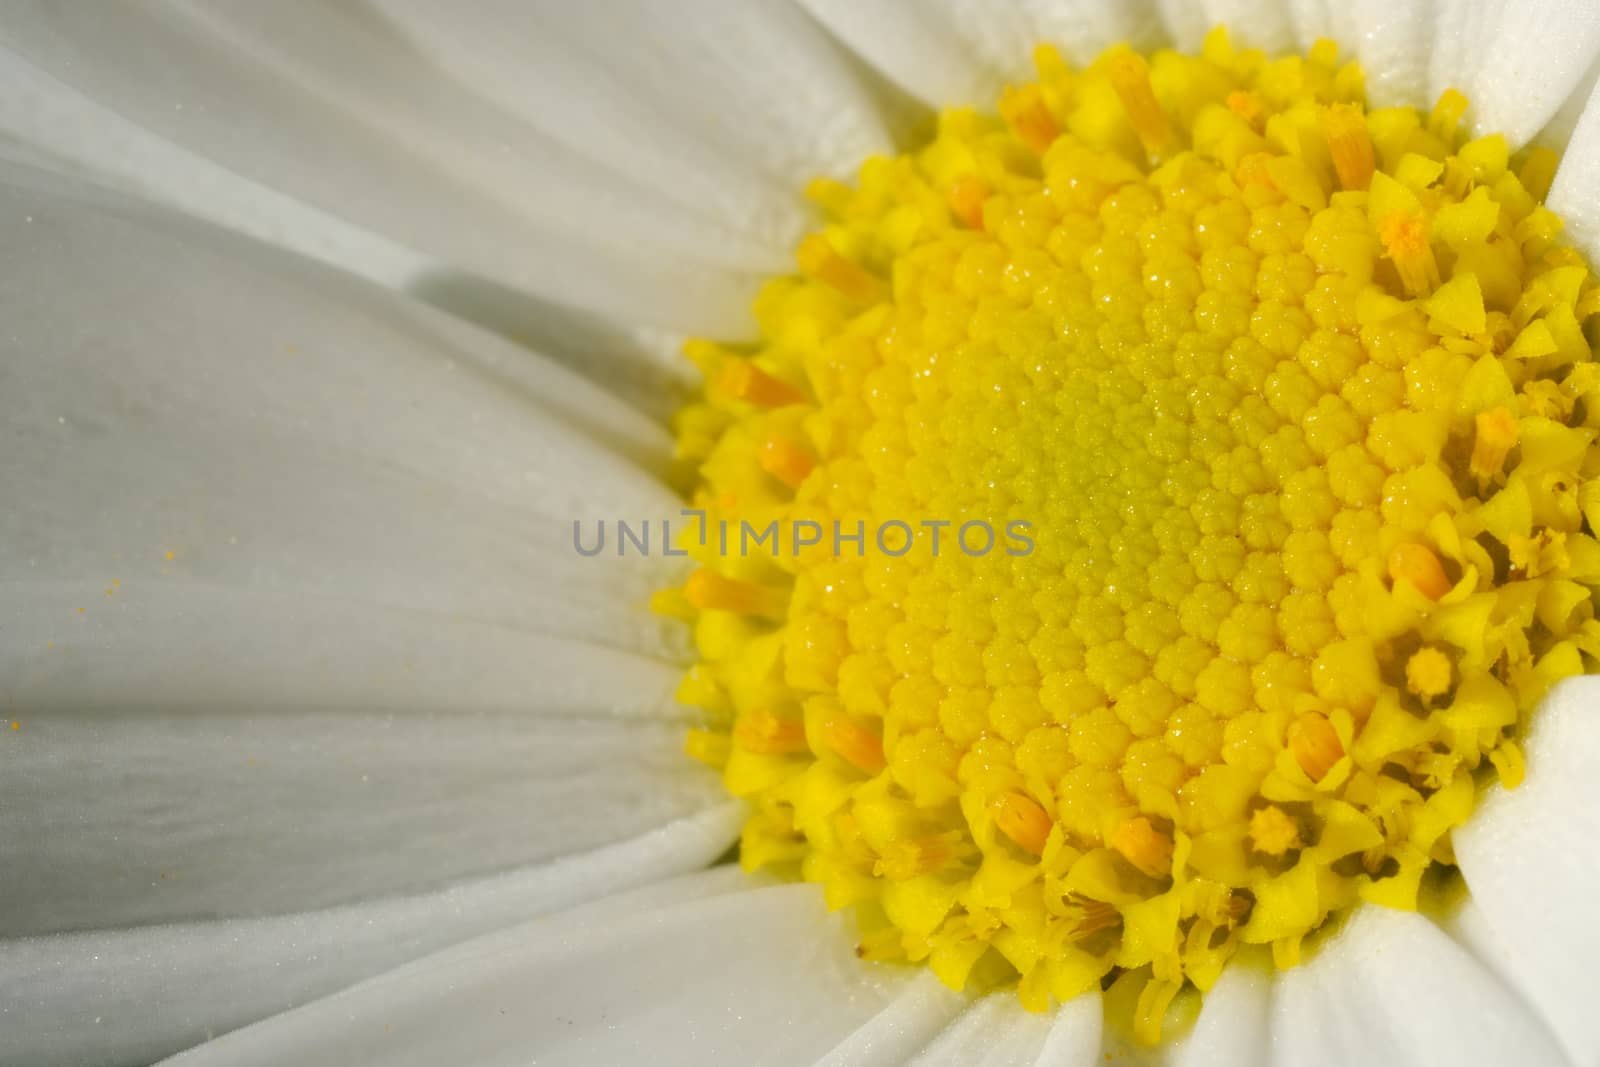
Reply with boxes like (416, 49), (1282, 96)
(659, 28), (1600, 1044)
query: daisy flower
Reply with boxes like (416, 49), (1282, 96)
(5, 2), (1600, 1066)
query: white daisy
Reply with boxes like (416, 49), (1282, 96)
(5, 3), (1600, 1066)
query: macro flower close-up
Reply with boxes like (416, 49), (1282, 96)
(9, 1), (1600, 1065)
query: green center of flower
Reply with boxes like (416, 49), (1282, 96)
(658, 29), (1600, 1044)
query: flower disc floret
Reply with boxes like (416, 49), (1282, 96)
(663, 28), (1600, 1045)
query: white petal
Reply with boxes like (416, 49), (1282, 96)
(797, 0), (1162, 107)
(1168, 963), (1271, 1067)
(0, 170), (724, 929)
(905, 993), (1058, 1066)
(1212, 0), (1444, 114)
(371, 0), (890, 255)
(1151, 0), (1209, 53)
(1550, 78), (1600, 264)
(1, 3), (867, 333)
(1453, 677), (1600, 1066)
(1, 163), (678, 657)
(1428, 0), (1600, 148)
(813, 972), (968, 1067)
(161, 882), (916, 1067)
(0, 50), (693, 415)
(5, 696), (725, 934)
(1268, 906), (1567, 1066)
(1035, 991), (1106, 1063)
(0, 43), (427, 290)
(1279, 0), (1432, 108)
(880, 987), (1103, 1067)
(1196, 0), (1297, 55)
(0, 815), (745, 1067)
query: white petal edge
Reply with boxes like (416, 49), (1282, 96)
(905, 993), (1060, 1067)
(1277, 0), (1432, 109)
(1453, 677), (1600, 1067)
(0, 42), (427, 291)
(1035, 991), (1106, 1064)
(813, 972), (969, 1067)
(1194, 0), (1297, 55)
(1549, 76), (1600, 267)
(370, 0), (892, 256)
(0, 810), (745, 1067)
(1268, 905), (1569, 1066)
(823, 976), (1106, 1067)
(0, 167), (727, 928)
(1168, 961), (1271, 1067)
(3, 687), (726, 934)
(159, 881), (917, 1067)
(0, 48), (699, 418)
(0, 3), (795, 334)
(796, 0), (1163, 107)
(1430, 0), (1600, 148)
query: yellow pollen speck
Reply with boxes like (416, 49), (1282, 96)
(663, 28), (1600, 1040)
(1406, 647), (1453, 701)
(1249, 805), (1301, 855)
(8, 721), (18, 731)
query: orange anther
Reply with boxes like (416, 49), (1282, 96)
(1107, 49), (1173, 156)
(1226, 89), (1265, 131)
(874, 834), (957, 880)
(1064, 896), (1121, 940)
(797, 233), (884, 304)
(947, 174), (989, 230)
(992, 790), (1053, 855)
(733, 706), (809, 755)
(999, 83), (1060, 156)
(1378, 213), (1441, 296)
(684, 568), (785, 618)
(759, 435), (815, 490)
(1388, 542), (1452, 601)
(1320, 104), (1375, 191)
(1236, 152), (1277, 190)
(1288, 711), (1343, 783)
(820, 712), (886, 774)
(716, 360), (807, 408)
(1110, 815), (1174, 878)
(1470, 407), (1518, 482)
